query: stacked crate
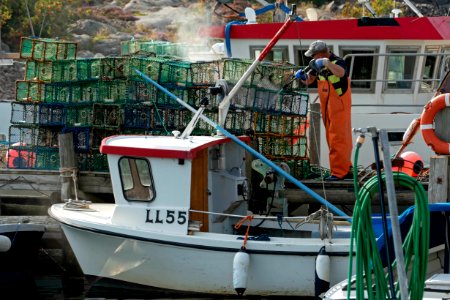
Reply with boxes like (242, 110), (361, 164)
(221, 58), (310, 179)
(9, 37), (77, 170)
(9, 38), (310, 179)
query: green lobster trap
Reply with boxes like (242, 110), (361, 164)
(20, 37), (77, 61)
(16, 81), (45, 102)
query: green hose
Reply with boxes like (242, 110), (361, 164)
(347, 139), (430, 299)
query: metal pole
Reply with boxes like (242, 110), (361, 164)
(136, 70), (350, 220)
(368, 127), (396, 299)
(380, 129), (409, 300)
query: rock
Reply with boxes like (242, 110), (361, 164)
(123, 0), (184, 12)
(92, 38), (121, 56)
(0, 42), (10, 52)
(67, 19), (118, 36)
(71, 34), (92, 50)
(135, 6), (190, 30)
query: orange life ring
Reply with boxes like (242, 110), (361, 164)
(420, 93), (450, 155)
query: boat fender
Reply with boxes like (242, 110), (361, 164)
(314, 246), (330, 297)
(0, 235), (11, 252)
(233, 247), (250, 296)
(420, 93), (450, 155)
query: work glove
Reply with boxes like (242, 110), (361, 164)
(310, 58), (329, 71)
(295, 69), (307, 80)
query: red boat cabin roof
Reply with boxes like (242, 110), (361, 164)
(202, 16), (450, 41)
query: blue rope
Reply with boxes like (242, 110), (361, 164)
(225, 21), (245, 57)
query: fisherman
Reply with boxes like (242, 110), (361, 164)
(295, 40), (353, 181)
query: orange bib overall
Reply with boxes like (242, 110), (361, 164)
(317, 74), (352, 178)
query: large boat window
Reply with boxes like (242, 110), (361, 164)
(341, 47), (378, 92)
(385, 47), (418, 90)
(250, 46), (288, 62)
(421, 47), (440, 92)
(119, 157), (155, 202)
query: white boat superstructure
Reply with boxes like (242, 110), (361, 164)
(203, 16), (450, 166)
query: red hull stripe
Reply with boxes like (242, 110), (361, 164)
(201, 17), (449, 40)
(100, 135), (251, 159)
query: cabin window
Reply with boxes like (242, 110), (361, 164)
(119, 157), (155, 202)
(250, 46), (288, 62)
(385, 47), (418, 90)
(421, 46), (441, 92)
(340, 47), (378, 92)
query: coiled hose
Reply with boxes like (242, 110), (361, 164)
(347, 138), (430, 300)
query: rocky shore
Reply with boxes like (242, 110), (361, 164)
(0, 0), (447, 101)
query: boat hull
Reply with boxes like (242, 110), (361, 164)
(52, 204), (352, 297)
(0, 223), (45, 270)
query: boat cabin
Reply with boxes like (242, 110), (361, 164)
(100, 134), (250, 234)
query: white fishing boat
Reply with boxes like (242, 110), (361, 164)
(48, 3), (450, 297)
(49, 132), (353, 296)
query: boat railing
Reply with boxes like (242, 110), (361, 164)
(343, 52), (449, 93)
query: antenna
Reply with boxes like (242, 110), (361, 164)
(358, 0), (377, 17)
(403, 0), (424, 17)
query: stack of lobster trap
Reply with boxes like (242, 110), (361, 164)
(7, 37), (310, 179)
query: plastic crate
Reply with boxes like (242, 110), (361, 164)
(26, 60), (78, 82)
(88, 151), (109, 172)
(127, 80), (156, 104)
(71, 81), (99, 103)
(11, 102), (39, 125)
(24, 61), (52, 82)
(99, 57), (128, 80)
(155, 86), (187, 109)
(37, 127), (60, 148)
(252, 61), (297, 90)
(20, 37), (77, 61)
(98, 80), (128, 103)
(76, 58), (102, 81)
(151, 108), (189, 132)
(62, 127), (91, 153)
(16, 81), (45, 102)
(224, 109), (252, 135)
(91, 128), (119, 150)
(8, 125), (37, 147)
(256, 134), (308, 158)
(39, 103), (65, 126)
(228, 85), (256, 110)
(127, 57), (167, 82)
(44, 83), (72, 103)
(123, 104), (152, 129)
(6, 147), (36, 169)
(65, 104), (93, 127)
(287, 158), (311, 180)
(160, 60), (219, 87)
(278, 91), (309, 116)
(35, 147), (60, 170)
(222, 58), (253, 85)
(121, 40), (168, 56)
(92, 104), (121, 129)
(186, 86), (214, 108)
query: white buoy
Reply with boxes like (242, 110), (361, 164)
(233, 247), (250, 296)
(315, 246), (330, 297)
(0, 235), (11, 252)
